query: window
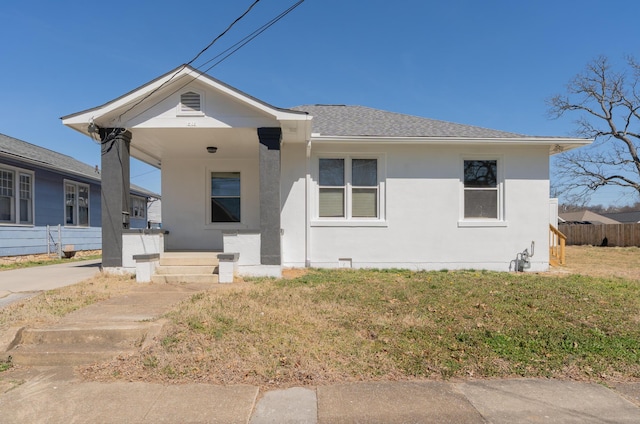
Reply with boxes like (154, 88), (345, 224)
(65, 181), (89, 226)
(19, 173), (32, 224)
(178, 91), (204, 115)
(130, 196), (147, 219)
(0, 166), (33, 225)
(211, 172), (240, 223)
(463, 159), (499, 219)
(318, 157), (381, 220)
(0, 169), (14, 223)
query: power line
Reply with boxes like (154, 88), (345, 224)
(198, 0), (305, 71)
(117, 0), (262, 122)
(119, 0), (305, 125)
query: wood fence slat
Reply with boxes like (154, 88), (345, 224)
(558, 223), (640, 247)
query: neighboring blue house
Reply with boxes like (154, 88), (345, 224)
(0, 133), (158, 257)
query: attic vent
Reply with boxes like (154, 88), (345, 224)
(180, 91), (201, 113)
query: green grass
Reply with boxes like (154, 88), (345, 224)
(0, 255), (101, 271)
(90, 268), (640, 387)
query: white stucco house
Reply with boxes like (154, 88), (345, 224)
(62, 65), (589, 279)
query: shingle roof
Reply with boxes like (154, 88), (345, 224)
(559, 210), (620, 224)
(0, 133), (157, 198)
(290, 105), (527, 138)
(602, 211), (640, 223)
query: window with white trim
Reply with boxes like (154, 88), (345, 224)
(65, 181), (89, 227)
(130, 195), (147, 219)
(318, 157), (381, 220)
(463, 159), (500, 219)
(0, 166), (34, 225)
(211, 172), (241, 223)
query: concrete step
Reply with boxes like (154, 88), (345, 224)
(151, 274), (219, 284)
(8, 344), (134, 366)
(160, 252), (220, 267)
(19, 324), (149, 347)
(155, 265), (218, 275)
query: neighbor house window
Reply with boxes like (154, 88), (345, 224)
(318, 157), (380, 219)
(211, 172), (240, 223)
(0, 166), (34, 225)
(130, 196), (147, 219)
(65, 181), (89, 226)
(19, 173), (32, 224)
(463, 159), (499, 219)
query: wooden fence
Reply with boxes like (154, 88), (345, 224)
(558, 223), (640, 247)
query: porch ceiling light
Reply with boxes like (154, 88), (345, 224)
(207, 146), (218, 153)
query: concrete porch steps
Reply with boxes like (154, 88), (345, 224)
(152, 251), (221, 284)
(152, 274), (219, 284)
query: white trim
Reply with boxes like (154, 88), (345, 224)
(0, 164), (35, 226)
(63, 179), (90, 227)
(311, 153), (387, 226)
(62, 65), (308, 132)
(311, 135), (591, 145)
(457, 220), (509, 228)
(459, 155), (505, 224)
(204, 168), (245, 229)
(176, 89), (205, 117)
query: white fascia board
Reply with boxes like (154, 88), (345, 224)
(62, 70), (196, 129)
(63, 66), (308, 132)
(310, 135), (592, 151)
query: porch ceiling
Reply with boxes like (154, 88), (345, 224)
(130, 127), (259, 167)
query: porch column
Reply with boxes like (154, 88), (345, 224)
(257, 127), (282, 266)
(99, 128), (131, 268)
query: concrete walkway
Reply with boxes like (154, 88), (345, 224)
(1, 276), (640, 423)
(0, 259), (101, 307)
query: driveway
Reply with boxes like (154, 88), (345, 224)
(0, 260), (101, 307)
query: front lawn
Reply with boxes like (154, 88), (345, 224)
(82, 268), (640, 387)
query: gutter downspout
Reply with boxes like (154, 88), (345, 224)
(305, 138), (312, 267)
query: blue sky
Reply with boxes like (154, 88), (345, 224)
(1, 0), (638, 206)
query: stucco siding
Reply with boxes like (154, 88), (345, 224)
(162, 152), (260, 251)
(280, 142), (308, 266)
(281, 143), (550, 272)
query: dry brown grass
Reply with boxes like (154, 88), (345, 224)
(79, 247), (640, 387)
(555, 246), (640, 281)
(0, 273), (135, 330)
(3, 246), (639, 388)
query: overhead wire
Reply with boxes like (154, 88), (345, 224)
(117, 0), (262, 123)
(117, 0), (305, 126)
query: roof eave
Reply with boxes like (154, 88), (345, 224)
(61, 65), (309, 135)
(309, 135), (593, 152)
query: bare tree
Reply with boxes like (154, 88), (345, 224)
(548, 56), (640, 204)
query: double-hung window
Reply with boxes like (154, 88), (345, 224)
(65, 181), (89, 227)
(0, 166), (33, 225)
(211, 172), (241, 223)
(463, 159), (500, 219)
(318, 157), (381, 221)
(130, 196), (147, 219)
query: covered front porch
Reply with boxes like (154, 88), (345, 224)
(62, 66), (311, 281)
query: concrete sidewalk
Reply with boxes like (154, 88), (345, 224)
(1, 367), (639, 423)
